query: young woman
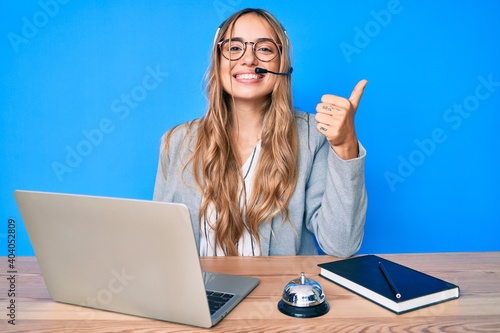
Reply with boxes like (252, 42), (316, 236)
(153, 8), (368, 257)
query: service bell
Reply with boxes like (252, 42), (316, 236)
(277, 272), (330, 318)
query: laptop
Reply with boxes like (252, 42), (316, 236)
(14, 190), (259, 328)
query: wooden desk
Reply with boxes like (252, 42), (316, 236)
(2, 253), (499, 332)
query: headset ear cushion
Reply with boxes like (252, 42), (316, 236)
(212, 20), (226, 46)
(284, 31), (289, 46)
(212, 27), (221, 46)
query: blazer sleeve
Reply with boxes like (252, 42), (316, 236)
(304, 130), (368, 258)
(152, 133), (170, 202)
(152, 124), (191, 202)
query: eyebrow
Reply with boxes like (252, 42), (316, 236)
(223, 37), (277, 43)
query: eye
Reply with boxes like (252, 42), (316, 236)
(223, 40), (244, 53)
(229, 45), (243, 52)
(256, 41), (277, 54)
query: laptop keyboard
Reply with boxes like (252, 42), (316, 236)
(206, 290), (235, 315)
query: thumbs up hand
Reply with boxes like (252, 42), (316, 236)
(315, 80), (368, 160)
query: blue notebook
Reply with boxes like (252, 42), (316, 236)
(318, 255), (460, 314)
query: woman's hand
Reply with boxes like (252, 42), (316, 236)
(315, 79), (368, 160)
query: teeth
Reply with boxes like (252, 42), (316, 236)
(235, 73), (260, 79)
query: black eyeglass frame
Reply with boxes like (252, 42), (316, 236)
(217, 37), (281, 62)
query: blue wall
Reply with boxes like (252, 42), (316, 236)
(2, 0), (499, 256)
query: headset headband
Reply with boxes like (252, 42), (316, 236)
(212, 15), (289, 47)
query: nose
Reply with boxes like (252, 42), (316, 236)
(241, 42), (258, 65)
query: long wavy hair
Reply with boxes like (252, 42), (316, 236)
(163, 8), (298, 255)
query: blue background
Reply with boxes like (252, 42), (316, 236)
(2, 0), (499, 256)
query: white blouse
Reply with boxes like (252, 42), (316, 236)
(199, 140), (262, 256)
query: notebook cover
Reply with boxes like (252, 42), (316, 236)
(318, 255), (460, 314)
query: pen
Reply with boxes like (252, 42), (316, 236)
(378, 262), (402, 299)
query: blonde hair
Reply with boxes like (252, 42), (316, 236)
(164, 8), (298, 255)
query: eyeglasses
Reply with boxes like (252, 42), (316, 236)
(218, 38), (280, 62)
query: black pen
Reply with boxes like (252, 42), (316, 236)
(378, 262), (402, 299)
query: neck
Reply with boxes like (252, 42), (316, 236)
(231, 105), (264, 165)
(231, 98), (265, 133)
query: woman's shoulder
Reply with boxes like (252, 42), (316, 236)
(293, 109), (309, 120)
(160, 119), (200, 155)
(293, 109), (321, 134)
(163, 120), (199, 142)
(293, 109), (318, 128)
(293, 109), (326, 150)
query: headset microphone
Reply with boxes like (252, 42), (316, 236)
(255, 67), (293, 76)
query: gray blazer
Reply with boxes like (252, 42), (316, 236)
(153, 110), (367, 257)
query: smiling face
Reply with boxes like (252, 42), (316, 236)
(219, 13), (281, 110)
